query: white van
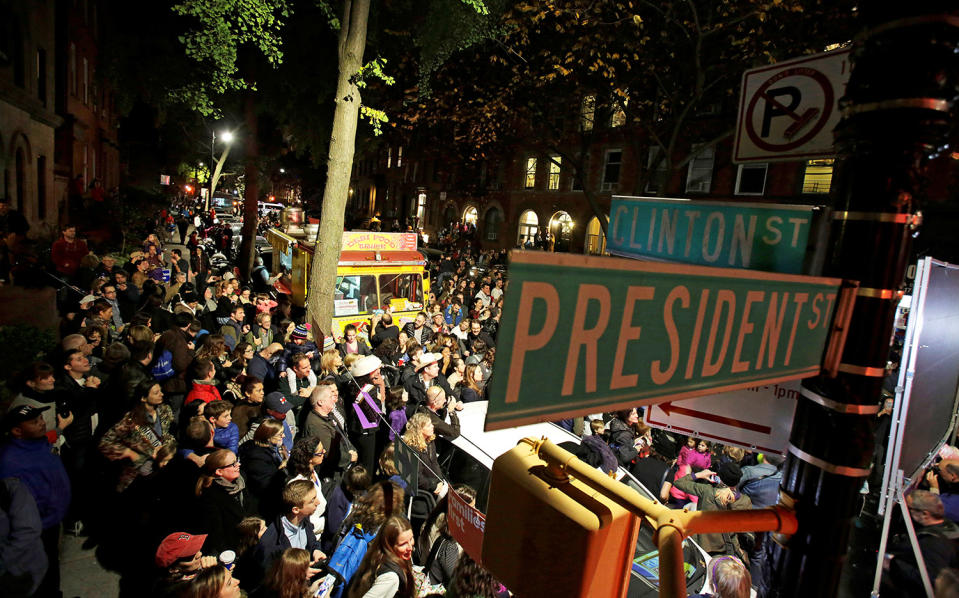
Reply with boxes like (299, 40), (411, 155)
(442, 402), (710, 596)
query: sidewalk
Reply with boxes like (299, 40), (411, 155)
(61, 533), (120, 598)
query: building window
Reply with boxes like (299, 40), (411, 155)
(645, 147), (668, 193)
(484, 207), (502, 241)
(802, 158), (834, 194)
(463, 206), (478, 226)
(571, 154), (587, 191)
(82, 57), (89, 104)
(685, 144), (714, 193)
(602, 149), (622, 191)
(518, 210), (539, 247)
(524, 157), (537, 189)
(69, 44), (77, 95)
(585, 216), (608, 255)
(36, 48), (47, 104)
(37, 156), (46, 220)
(610, 92), (627, 128)
(416, 192), (427, 225)
(735, 163), (768, 196)
(548, 156), (561, 191)
(397, 146), (403, 168)
(386, 147), (392, 168)
(580, 95), (595, 132)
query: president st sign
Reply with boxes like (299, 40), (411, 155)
(485, 252), (851, 431)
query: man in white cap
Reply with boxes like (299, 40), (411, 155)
(404, 352), (455, 415)
(348, 355), (387, 472)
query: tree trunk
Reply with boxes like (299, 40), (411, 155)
(306, 0), (370, 339)
(238, 93), (258, 279)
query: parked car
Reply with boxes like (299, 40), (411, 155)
(438, 402), (709, 596)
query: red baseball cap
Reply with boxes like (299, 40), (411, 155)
(155, 532), (207, 568)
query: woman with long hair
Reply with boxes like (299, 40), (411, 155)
(230, 341), (255, 374)
(239, 418), (288, 506)
(318, 348), (344, 380)
(195, 448), (256, 554)
(346, 515), (415, 598)
(179, 564), (241, 598)
(255, 547), (322, 598)
(457, 364), (485, 403)
(98, 380), (175, 492)
(400, 413), (446, 497)
(445, 358), (466, 389)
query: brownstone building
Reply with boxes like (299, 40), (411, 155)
(0, 0), (60, 236)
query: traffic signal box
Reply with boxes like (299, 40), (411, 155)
(483, 438), (642, 598)
(483, 438), (799, 598)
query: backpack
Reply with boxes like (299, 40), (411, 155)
(326, 524), (377, 598)
(151, 349), (176, 381)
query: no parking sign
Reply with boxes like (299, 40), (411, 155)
(734, 49), (851, 163)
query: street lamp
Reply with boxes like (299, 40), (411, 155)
(208, 129), (235, 211)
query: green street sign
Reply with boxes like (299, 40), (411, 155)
(608, 196), (822, 274)
(485, 251), (849, 431)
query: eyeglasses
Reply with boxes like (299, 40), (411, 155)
(223, 460), (240, 468)
(314, 450), (327, 457)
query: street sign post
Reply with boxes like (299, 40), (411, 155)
(608, 196), (825, 274)
(485, 251), (853, 431)
(644, 381), (801, 455)
(734, 48), (851, 163)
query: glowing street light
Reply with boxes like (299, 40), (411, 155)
(208, 129), (235, 211)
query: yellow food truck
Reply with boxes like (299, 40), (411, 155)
(266, 229), (430, 339)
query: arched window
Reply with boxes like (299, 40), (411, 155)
(585, 216), (608, 255)
(15, 148), (26, 212)
(484, 207), (502, 241)
(517, 210), (539, 247)
(443, 204), (458, 226)
(463, 206), (478, 226)
(549, 211), (574, 252)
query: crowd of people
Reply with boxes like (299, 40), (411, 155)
(0, 211), (511, 598)
(7, 203), (958, 598)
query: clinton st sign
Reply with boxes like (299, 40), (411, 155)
(485, 252), (853, 431)
(608, 196), (826, 274)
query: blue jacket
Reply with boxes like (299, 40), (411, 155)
(0, 478), (48, 596)
(0, 438), (71, 529)
(213, 422), (240, 455)
(444, 305), (464, 326)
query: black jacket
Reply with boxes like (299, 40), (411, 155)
(196, 482), (256, 554)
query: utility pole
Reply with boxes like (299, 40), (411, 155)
(761, 4), (958, 596)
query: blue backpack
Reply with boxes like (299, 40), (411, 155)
(326, 524), (377, 598)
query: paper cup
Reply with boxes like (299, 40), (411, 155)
(219, 550), (236, 571)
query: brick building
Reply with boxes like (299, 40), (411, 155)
(54, 0), (120, 224)
(349, 94), (837, 253)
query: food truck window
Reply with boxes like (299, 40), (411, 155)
(378, 273), (423, 308)
(334, 275), (378, 315)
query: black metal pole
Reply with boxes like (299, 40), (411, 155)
(761, 4), (959, 597)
